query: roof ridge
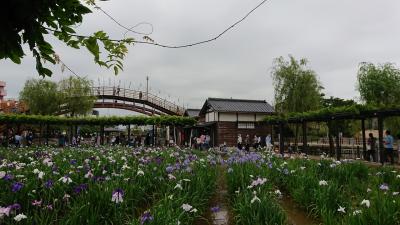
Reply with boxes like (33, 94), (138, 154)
(208, 97), (266, 103)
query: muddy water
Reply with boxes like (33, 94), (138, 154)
(279, 195), (319, 225)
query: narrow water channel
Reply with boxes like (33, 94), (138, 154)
(279, 195), (318, 225)
(194, 165), (232, 225)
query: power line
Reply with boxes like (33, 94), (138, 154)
(93, 4), (154, 36)
(49, 0), (270, 48)
(54, 54), (84, 78)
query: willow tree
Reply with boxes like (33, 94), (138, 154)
(271, 55), (323, 149)
(59, 76), (96, 117)
(19, 79), (62, 115)
(357, 62), (400, 135)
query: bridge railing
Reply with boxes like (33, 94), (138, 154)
(91, 86), (185, 115)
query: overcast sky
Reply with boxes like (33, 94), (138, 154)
(1, 0), (400, 113)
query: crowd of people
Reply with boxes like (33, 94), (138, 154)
(192, 134), (211, 150)
(0, 129), (34, 147)
(237, 133), (273, 151)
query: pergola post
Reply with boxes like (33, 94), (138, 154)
(4, 123), (9, 147)
(302, 121), (307, 155)
(378, 116), (384, 164)
(100, 125), (105, 145)
(335, 122), (341, 161)
(39, 123), (43, 145)
(152, 125), (155, 146)
(127, 124), (131, 146)
(361, 119), (367, 159)
(279, 123), (284, 155)
(45, 123), (49, 145)
(328, 121), (335, 157)
(68, 125), (73, 146)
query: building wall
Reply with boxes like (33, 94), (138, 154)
(215, 121), (272, 147)
(205, 112), (217, 122)
(238, 113), (254, 121)
(219, 112), (236, 122)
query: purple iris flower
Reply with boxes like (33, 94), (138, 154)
(140, 211), (154, 224)
(44, 179), (54, 189)
(11, 182), (23, 192)
(3, 174), (14, 181)
(211, 206), (221, 213)
(10, 203), (21, 210)
(165, 166), (174, 173)
(74, 183), (88, 194)
(380, 183), (389, 191)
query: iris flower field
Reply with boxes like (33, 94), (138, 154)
(0, 146), (399, 225)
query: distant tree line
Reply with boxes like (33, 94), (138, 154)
(19, 76), (96, 116)
(271, 55), (400, 140)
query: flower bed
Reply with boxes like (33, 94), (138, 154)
(0, 146), (216, 225)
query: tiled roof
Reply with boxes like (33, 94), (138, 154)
(201, 98), (274, 114)
(185, 109), (201, 117)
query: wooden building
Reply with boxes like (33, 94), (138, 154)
(196, 98), (275, 147)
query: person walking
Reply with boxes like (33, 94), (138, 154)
(366, 133), (376, 162)
(237, 134), (243, 150)
(383, 130), (394, 165)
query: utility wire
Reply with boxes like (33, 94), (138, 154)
(94, 4), (154, 36)
(56, 56), (84, 79)
(49, 0), (270, 48)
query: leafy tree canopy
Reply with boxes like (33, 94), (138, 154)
(59, 76), (96, 116)
(271, 55), (324, 113)
(357, 62), (400, 106)
(0, 0), (133, 77)
(322, 96), (356, 108)
(19, 79), (62, 115)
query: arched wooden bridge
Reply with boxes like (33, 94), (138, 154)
(91, 86), (185, 116)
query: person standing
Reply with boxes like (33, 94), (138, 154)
(383, 130), (394, 165)
(237, 134), (243, 150)
(266, 134), (272, 151)
(366, 133), (376, 162)
(245, 134), (250, 151)
(253, 135), (259, 150)
(14, 133), (22, 147)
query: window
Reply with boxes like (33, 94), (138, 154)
(238, 122), (255, 129)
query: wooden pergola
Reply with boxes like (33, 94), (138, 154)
(264, 108), (400, 161)
(0, 114), (195, 147)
